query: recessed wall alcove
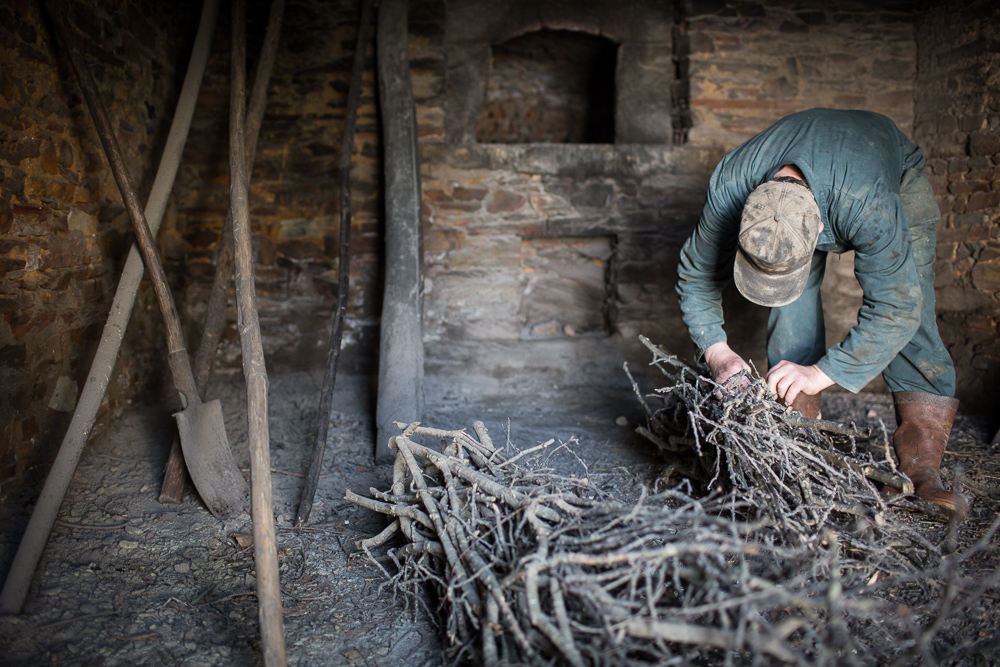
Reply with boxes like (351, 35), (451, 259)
(443, 0), (678, 147)
(476, 29), (618, 144)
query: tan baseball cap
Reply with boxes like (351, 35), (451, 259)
(733, 178), (821, 307)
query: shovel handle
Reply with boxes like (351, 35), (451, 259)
(168, 350), (203, 409)
(45, 0), (190, 364)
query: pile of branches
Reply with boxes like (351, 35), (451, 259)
(346, 339), (1000, 665)
(630, 335), (949, 563)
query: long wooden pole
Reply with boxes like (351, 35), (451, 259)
(295, 0), (375, 526)
(229, 1), (287, 664)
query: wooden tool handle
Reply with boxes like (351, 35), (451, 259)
(44, 0), (188, 361)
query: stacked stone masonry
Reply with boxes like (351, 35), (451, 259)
(913, 0), (1000, 415)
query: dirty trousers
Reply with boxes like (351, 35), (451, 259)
(765, 169), (956, 397)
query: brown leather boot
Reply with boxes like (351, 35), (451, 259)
(891, 391), (967, 517)
(786, 391), (822, 419)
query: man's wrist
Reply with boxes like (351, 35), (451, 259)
(703, 341), (731, 365)
(809, 365), (836, 392)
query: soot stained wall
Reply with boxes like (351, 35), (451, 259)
(476, 29), (618, 145)
(169, 0), (390, 376)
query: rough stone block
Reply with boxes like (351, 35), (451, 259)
(570, 182), (615, 209)
(972, 259), (1000, 291)
(936, 242), (958, 261)
(970, 132), (1000, 156)
(616, 43), (674, 144)
(23, 175), (77, 202)
(486, 190), (526, 213)
(958, 114), (987, 133)
(936, 285), (993, 313)
(933, 260), (959, 288)
(0, 343), (27, 368)
(779, 20), (809, 34)
(796, 11), (827, 26)
(966, 168), (996, 185)
(436, 199), (481, 213)
(967, 191), (1000, 211)
(873, 58), (913, 80)
(966, 314), (998, 332)
(947, 157), (970, 174)
(935, 115), (959, 134)
(688, 31), (715, 55)
(948, 180), (990, 195)
(47, 375), (78, 413)
(424, 228), (464, 254)
(927, 173), (948, 195)
(953, 212), (990, 227)
(452, 186), (488, 201)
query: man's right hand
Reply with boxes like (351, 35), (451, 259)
(704, 342), (752, 390)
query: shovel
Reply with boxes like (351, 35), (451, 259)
(44, 0), (249, 519)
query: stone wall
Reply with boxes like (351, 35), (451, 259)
(5, 0), (999, 517)
(1, 1), (199, 509)
(168, 0), (391, 375)
(105, 0), (941, 397)
(157, 0), (947, 389)
(685, 0), (917, 144)
(914, 0), (1000, 421)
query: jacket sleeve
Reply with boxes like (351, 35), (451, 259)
(814, 179), (922, 392)
(675, 169), (745, 358)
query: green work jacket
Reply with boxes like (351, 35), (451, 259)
(676, 108), (925, 393)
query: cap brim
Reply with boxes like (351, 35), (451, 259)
(733, 247), (811, 308)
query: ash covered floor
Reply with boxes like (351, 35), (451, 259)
(1, 361), (997, 666)
(0, 361), (660, 666)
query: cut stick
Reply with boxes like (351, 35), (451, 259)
(229, 2), (286, 664)
(296, 0), (375, 526)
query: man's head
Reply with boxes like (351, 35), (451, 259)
(733, 175), (822, 307)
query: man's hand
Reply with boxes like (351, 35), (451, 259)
(765, 360), (835, 405)
(704, 342), (752, 390)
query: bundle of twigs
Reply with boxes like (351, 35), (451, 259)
(630, 335), (946, 569)
(346, 339), (999, 665)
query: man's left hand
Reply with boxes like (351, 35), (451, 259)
(765, 361), (835, 405)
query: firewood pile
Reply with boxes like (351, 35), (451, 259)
(347, 338), (1000, 665)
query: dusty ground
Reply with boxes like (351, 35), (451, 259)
(0, 360), (996, 666)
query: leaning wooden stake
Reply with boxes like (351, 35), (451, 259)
(160, 0), (286, 505)
(229, 2), (287, 664)
(295, 0), (375, 526)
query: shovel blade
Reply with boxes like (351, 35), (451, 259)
(175, 398), (249, 520)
